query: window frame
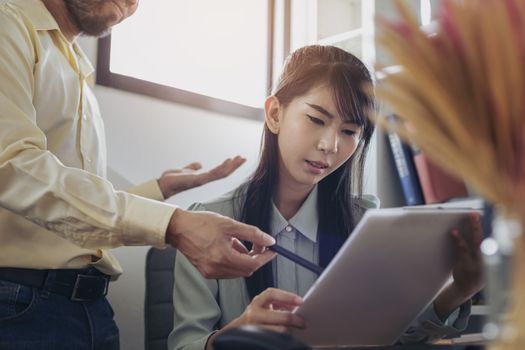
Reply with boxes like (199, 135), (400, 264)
(96, 0), (275, 120)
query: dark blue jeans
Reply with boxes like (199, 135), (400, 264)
(0, 279), (119, 350)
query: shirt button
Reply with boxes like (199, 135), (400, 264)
(285, 225), (293, 232)
(85, 157), (92, 163)
(82, 113), (87, 121)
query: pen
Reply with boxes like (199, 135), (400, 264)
(268, 244), (324, 275)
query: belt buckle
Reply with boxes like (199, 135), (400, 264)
(71, 274), (109, 302)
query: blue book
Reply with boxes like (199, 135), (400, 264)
(387, 131), (425, 206)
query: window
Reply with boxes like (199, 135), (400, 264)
(96, 1), (385, 120)
(97, 0), (274, 119)
(289, 0), (375, 67)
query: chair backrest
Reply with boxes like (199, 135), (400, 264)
(144, 246), (177, 350)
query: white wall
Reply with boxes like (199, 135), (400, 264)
(99, 86), (264, 350)
(79, 37), (264, 350)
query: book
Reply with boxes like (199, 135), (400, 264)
(412, 145), (469, 204)
(386, 125), (425, 206)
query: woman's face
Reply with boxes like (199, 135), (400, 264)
(266, 84), (362, 191)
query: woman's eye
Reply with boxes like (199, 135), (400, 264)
(342, 129), (357, 136)
(307, 115), (324, 125)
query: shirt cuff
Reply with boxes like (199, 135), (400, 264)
(419, 300), (472, 338)
(128, 179), (165, 201)
(121, 193), (176, 248)
(399, 300), (472, 344)
(427, 300), (471, 331)
(205, 331), (220, 350)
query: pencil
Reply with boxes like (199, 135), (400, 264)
(268, 244), (324, 275)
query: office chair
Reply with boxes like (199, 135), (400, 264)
(144, 246), (177, 350)
(143, 248), (309, 350)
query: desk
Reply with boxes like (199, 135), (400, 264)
(212, 327), (486, 350)
(313, 345), (484, 350)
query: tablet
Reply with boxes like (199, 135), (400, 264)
(290, 207), (476, 347)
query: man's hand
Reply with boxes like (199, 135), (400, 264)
(157, 156), (246, 199)
(165, 208), (276, 279)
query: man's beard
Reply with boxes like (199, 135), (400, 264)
(63, 0), (114, 37)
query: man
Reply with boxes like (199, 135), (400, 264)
(0, 0), (275, 348)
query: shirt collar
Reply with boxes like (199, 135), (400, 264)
(270, 186), (319, 243)
(16, 0), (60, 31)
(16, 0), (94, 78)
(72, 43), (95, 78)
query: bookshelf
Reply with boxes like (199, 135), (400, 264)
(288, 1), (440, 205)
(290, 0), (375, 70)
(316, 0), (374, 66)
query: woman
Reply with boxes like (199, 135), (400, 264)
(168, 45), (483, 350)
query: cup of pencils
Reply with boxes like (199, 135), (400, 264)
(374, 0), (525, 348)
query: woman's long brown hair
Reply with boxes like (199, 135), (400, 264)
(235, 45), (375, 299)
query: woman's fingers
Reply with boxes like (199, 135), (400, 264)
(254, 288), (304, 309)
(246, 288), (306, 329)
(468, 213), (483, 259)
(451, 228), (469, 258)
(259, 325), (290, 334)
(270, 302), (298, 312)
(248, 307), (306, 329)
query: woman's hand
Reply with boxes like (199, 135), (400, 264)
(207, 288), (305, 350)
(434, 213), (484, 320)
(450, 213), (485, 297)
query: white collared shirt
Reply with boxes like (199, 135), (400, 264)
(169, 186), (470, 350)
(271, 186), (319, 296)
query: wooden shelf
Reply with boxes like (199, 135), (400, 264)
(472, 305), (490, 316)
(317, 28), (363, 45)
